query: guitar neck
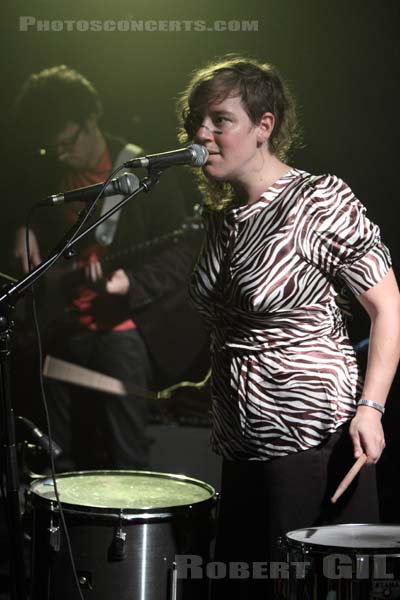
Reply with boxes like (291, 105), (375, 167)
(60, 226), (191, 288)
(100, 227), (186, 273)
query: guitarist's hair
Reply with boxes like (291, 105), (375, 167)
(15, 65), (102, 145)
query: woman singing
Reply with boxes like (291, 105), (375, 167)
(178, 55), (400, 598)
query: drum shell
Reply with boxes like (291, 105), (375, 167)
(282, 524), (400, 600)
(29, 471), (217, 600)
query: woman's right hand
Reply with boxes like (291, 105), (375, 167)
(14, 227), (42, 273)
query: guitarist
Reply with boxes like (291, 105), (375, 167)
(11, 65), (207, 471)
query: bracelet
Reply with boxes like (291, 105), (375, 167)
(357, 399), (385, 415)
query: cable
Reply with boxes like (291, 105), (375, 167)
(25, 209), (86, 600)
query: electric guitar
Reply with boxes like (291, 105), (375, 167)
(48, 221), (203, 292)
(30, 218), (203, 332)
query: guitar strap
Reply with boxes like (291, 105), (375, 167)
(95, 143), (143, 247)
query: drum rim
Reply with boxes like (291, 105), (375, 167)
(285, 523), (400, 554)
(30, 469), (216, 515)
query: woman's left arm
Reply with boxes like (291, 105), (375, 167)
(349, 268), (400, 464)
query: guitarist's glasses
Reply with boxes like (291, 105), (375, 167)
(37, 124), (83, 158)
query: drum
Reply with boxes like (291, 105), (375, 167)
(29, 470), (217, 600)
(283, 524), (400, 600)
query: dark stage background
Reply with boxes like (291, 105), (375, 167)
(0, 0), (399, 523)
(1, 0), (399, 270)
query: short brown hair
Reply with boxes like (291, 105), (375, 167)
(177, 55), (301, 209)
(15, 65), (102, 146)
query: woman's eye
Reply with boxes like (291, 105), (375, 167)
(214, 116), (229, 126)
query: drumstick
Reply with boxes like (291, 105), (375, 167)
(331, 453), (367, 503)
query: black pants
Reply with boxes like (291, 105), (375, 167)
(212, 425), (379, 599)
(45, 328), (153, 471)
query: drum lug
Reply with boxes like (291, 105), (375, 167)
(169, 561), (178, 600)
(24, 488), (32, 515)
(22, 488), (32, 532)
(77, 573), (93, 591)
(276, 536), (287, 550)
(46, 505), (61, 552)
(108, 526), (127, 561)
(48, 524), (61, 553)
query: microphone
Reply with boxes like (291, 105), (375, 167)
(39, 172), (139, 206)
(124, 144), (209, 170)
(16, 416), (63, 458)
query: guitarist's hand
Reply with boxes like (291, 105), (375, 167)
(85, 260), (130, 295)
(85, 260), (103, 282)
(14, 227), (42, 273)
(106, 269), (130, 295)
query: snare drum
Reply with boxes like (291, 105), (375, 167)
(29, 470), (217, 600)
(284, 524), (400, 600)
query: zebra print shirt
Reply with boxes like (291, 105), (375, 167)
(190, 168), (391, 460)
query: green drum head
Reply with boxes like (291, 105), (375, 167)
(32, 471), (214, 510)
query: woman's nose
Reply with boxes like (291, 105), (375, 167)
(194, 123), (214, 143)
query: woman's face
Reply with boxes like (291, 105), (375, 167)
(193, 95), (266, 185)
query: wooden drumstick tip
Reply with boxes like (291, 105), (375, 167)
(331, 453), (367, 504)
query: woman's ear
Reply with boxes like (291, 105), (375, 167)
(256, 112), (275, 144)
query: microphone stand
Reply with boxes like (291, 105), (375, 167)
(0, 169), (161, 600)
